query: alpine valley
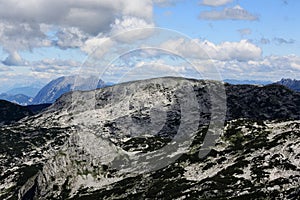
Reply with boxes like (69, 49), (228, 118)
(0, 77), (299, 200)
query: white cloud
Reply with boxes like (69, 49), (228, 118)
(81, 37), (115, 58)
(0, 0), (157, 66)
(237, 28), (252, 37)
(110, 16), (155, 43)
(153, 0), (182, 6)
(199, 5), (258, 21)
(196, 55), (300, 81)
(35, 58), (80, 67)
(262, 55), (300, 71)
(0, 69), (54, 91)
(0, 64), (11, 72)
(201, 0), (233, 7)
(80, 17), (155, 58)
(157, 37), (296, 81)
(2, 51), (27, 66)
(55, 27), (88, 49)
(30, 58), (81, 74)
(0, 22), (51, 52)
(32, 65), (69, 73)
(257, 37), (295, 45)
(0, 0), (153, 35)
(110, 59), (187, 83)
(0, 0), (154, 56)
(260, 38), (270, 44)
(160, 38), (262, 61)
(135, 60), (186, 73)
(101, 50), (300, 82)
(273, 37), (295, 45)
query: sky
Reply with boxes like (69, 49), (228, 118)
(0, 0), (299, 92)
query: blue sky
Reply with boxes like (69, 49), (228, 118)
(0, 0), (299, 92)
(154, 0), (300, 55)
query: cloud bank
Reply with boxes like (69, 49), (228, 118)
(199, 5), (258, 21)
(160, 38), (262, 61)
(201, 0), (233, 7)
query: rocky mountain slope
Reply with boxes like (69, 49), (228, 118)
(0, 77), (299, 199)
(0, 100), (51, 125)
(0, 100), (32, 125)
(32, 76), (105, 104)
(225, 83), (300, 120)
(276, 78), (300, 92)
(25, 104), (52, 115)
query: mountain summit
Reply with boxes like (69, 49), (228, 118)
(276, 78), (300, 92)
(32, 76), (105, 104)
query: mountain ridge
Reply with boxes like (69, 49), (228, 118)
(275, 78), (300, 92)
(0, 77), (299, 199)
(0, 100), (32, 124)
(0, 93), (32, 105)
(224, 79), (272, 85)
(6, 86), (41, 97)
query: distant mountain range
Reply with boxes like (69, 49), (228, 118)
(275, 78), (300, 92)
(6, 86), (41, 97)
(224, 79), (272, 85)
(0, 76), (107, 105)
(32, 76), (106, 104)
(0, 84), (42, 105)
(0, 93), (32, 105)
(1, 77), (299, 106)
